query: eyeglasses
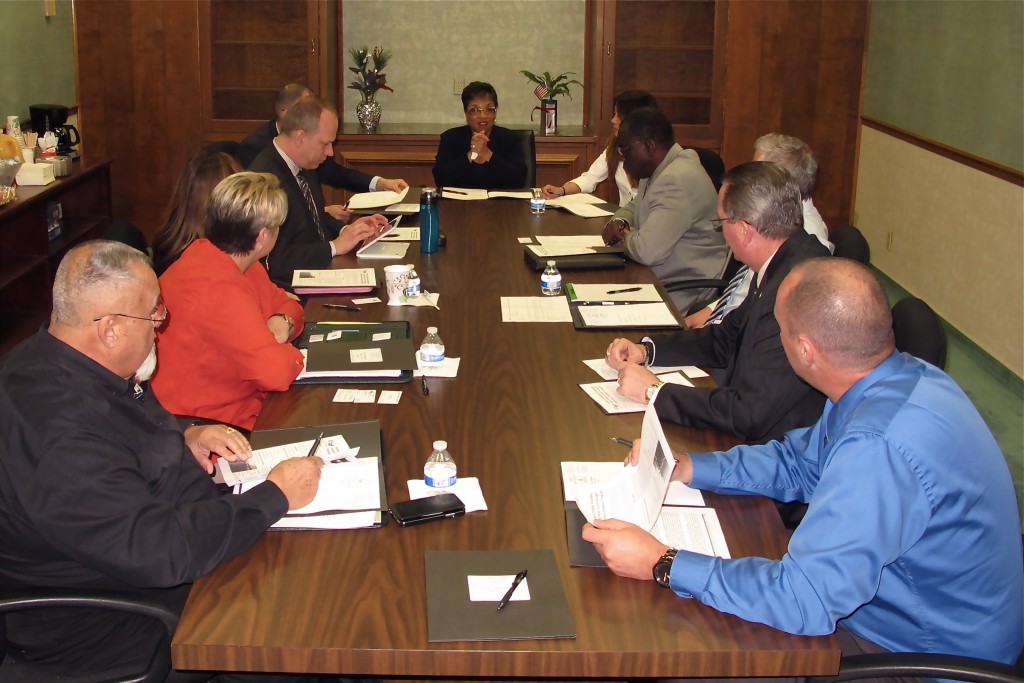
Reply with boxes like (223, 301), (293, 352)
(93, 302), (168, 329)
(466, 106), (497, 116)
(710, 217), (741, 232)
(616, 139), (644, 157)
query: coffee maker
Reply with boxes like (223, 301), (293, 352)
(29, 104), (80, 158)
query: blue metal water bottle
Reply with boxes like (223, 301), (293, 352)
(420, 187), (439, 254)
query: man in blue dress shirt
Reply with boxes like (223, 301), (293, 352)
(585, 257), (1023, 667)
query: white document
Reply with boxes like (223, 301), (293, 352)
(413, 356), (461, 378)
(526, 244), (597, 258)
(561, 461), (704, 507)
(379, 227), (420, 241)
(536, 235), (607, 249)
(271, 511), (381, 530)
(568, 283), (662, 302)
(442, 187), (488, 200)
(296, 349), (402, 380)
(291, 267), (376, 288)
(467, 575), (531, 602)
(681, 366), (710, 379)
(574, 404), (675, 530)
(577, 302), (679, 328)
(238, 456), (382, 515)
(500, 296), (573, 323)
(384, 203), (419, 214)
(554, 203), (614, 218)
(546, 193), (606, 206)
(216, 435), (359, 486)
(486, 190), (532, 199)
(583, 358), (703, 382)
(650, 507), (730, 558)
(346, 187), (409, 209)
(579, 371), (692, 414)
(377, 390), (402, 404)
(406, 477), (488, 512)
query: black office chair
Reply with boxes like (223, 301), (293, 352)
(511, 129), (537, 188)
(892, 296), (948, 370)
(809, 651), (1023, 683)
(831, 224), (870, 264)
(664, 253), (744, 315)
(685, 146), (725, 192)
(0, 587), (191, 683)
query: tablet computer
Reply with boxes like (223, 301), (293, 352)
(356, 216), (410, 259)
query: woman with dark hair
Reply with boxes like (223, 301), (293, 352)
(151, 150), (242, 274)
(432, 81), (527, 189)
(542, 90), (658, 206)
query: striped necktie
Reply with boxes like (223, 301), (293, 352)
(706, 266), (752, 325)
(294, 171), (326, 241)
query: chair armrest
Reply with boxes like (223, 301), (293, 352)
(663, 277), (729, 293)
(0, 587), (180, 635)
(811, 652), (1023, 683)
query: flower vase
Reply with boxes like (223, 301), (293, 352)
(356, 98), (382, 132)
(540, 98), (557, 135)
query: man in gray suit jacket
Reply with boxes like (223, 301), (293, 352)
(602, 108), (728, 313)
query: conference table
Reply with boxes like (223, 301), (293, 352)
(171, 196), (839, 679)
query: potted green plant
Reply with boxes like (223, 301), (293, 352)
(520, 70), (583, 135)
(348, 46), (394, 132)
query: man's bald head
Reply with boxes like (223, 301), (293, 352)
(778, 257), (894, 371)
(52, 240), (153, 327)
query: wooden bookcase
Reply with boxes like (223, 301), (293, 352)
(0, 161), (112, 356)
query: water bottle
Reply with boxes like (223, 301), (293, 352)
(541, 260), (562, 296)
(419, 326), (445, 366)
(424, 440), (457, 489)
(406, 266), (421, 298)
(420, 187), (439, 254)
(530, 187), (546, 214)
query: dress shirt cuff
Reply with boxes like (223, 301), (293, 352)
(369, 176), (381, 191)
(328, 237), (337, 258)
(669, 548), (717, 599)
(688, 452), (722, 490)
(640, 336), (656, 367)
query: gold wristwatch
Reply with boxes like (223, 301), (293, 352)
(653, 548), (678, 588)
(645, 380), (664, 405)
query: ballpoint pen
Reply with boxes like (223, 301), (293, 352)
(496, 569), (528, 612)
(445, 189), (468, 196)
(322, 303), (361, 312)
(422, 376), (429, 396)
(306, 431), (324, 459)
(610, 436), (634, 448)
(606, 287), (642, 295)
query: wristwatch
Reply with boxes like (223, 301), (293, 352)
(272, 313), (294, 331)
(653, 548), (678, 588)
(645, 380), (664, 405)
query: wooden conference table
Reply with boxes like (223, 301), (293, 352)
(172, 197), (839, 679)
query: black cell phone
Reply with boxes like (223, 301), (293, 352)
(389, 493), (465, 527)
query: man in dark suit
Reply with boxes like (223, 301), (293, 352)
(238, 83), (407, 224)
(249, 96), (389, 288)
(606, 161), (830, 444)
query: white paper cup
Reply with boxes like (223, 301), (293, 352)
(20, 147), (34, 163)
(384, 264), (412, 304)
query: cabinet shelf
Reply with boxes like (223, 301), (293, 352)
(48, 216), (108, 256)
(0, 255), (47, 291)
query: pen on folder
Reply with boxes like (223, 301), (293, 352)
(445, 189), (468, 196)
(610, 436), (634, 448)
(422, 376), (429, 396)
(606, 287), (642, 295)
(306, 431), (324, 459)
(322, 303), (361, 312)
(496, 569), (528, 612)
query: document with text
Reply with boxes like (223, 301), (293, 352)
(579, 371), (692, 414)
(346, 187), (409, 209)
(500, 296), (573, 323)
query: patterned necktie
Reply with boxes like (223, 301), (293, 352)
(294, 171), (326, 241)
(706, 266), (752, 324)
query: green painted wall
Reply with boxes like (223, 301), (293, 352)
(0, 0), (76, 129)
(864, 0), (1023, 171)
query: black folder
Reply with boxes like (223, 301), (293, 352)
(294, 321), (415, 384)
(523, 247), (625, 271)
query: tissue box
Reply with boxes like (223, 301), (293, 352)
(16, 162), (56, 186)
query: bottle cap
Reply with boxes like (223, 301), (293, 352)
(433, 440), (447, 451)
(547, 260), (556, 266)
(427, 326), (438, 334)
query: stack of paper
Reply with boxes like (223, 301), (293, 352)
(291, 268), (377, 294)
(346, 187), (409, 209)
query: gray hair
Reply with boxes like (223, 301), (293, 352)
(754, 133), (818, 199)
(206, 172), (288, 255)
(280, 95), (335, 135)
(720, 161), (802, 241)
(780, 257), (895, 370)
(275, 83), (312, 118)
(52, 240), (152, 325)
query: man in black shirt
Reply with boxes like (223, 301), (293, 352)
(0, 240), (323, 680)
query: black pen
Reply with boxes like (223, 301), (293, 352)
(610, 436), (633, 448)
(306, 431), (324, 459)
(322, 303), (361, 312)
(422, 376), (429, 396)
(445, 189), (468, 196)
(496, 569), (528, 612)
(606, 286), (641, 295)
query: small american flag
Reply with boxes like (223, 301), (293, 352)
(534, 84), (549, 100)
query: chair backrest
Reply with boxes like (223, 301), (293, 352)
(512, 129), (536, 188)
(892, 296), (948, 370)
(686, 146), (725, 192)
(831, 224), (870, 264)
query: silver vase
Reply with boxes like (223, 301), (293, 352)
(356, 99), (382, 132)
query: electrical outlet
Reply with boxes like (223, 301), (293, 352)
(453, 78), (465, 96)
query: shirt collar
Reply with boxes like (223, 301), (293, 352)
(40, 327), (143, 400)
(273, 138), (303, 178)
(825, 350), (905, 434)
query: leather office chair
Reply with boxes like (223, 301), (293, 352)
(831, 224), (870, 264)
(810, 651), (1023, 683)
(685, 146), (725, 192)
(892, 296), (948, 370)
(664, 252), (743, 315)
(0, 588), (191, 683)
(512, 129), (537, 188)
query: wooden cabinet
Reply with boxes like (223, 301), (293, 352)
(0, 161), (112, 356)
(199, 0), (324, 138)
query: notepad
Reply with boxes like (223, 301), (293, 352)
(291, 267), (377, 294)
